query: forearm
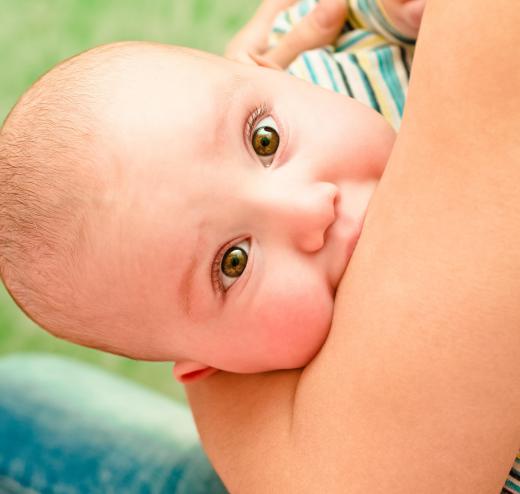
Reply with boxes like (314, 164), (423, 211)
(187, 370), (300, 491)
(188, 0), (520, 492)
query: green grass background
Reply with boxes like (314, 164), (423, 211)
(0, 0), (259, 402)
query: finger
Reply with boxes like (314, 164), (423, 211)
(225, 0), (300, 60)
(231, 51), (259, 65)
(262, 0), (347, 69)
(249, 52), (283, 71)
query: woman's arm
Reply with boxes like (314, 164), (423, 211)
(188, 1), (520, 491)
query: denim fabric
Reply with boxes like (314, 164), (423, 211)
(0, 353), (227, 494)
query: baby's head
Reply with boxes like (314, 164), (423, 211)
(0, 42), (395, 382)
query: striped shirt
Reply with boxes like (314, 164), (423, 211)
(269, 0), (415, 129)
(271, 2), (520, 490)
(503, 453), (520, 494)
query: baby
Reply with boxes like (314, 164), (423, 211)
(0, 0), (424, 384)
(0, 41), (395, 382)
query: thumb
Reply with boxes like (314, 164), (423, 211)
(263, 0), (348, 69)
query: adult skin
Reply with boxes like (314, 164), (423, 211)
(187, 0), (520, 492)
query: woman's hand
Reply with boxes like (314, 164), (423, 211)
(225, 0), (347, 69)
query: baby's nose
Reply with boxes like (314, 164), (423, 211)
(272, 181), (339, 253)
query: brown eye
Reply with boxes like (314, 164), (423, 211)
(252, 126), (279, 157)
(221, 246), (248, 278)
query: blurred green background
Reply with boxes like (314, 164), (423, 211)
(0, 0), (259, 403)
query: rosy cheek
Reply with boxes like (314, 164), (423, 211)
(253, 283), (334, 368)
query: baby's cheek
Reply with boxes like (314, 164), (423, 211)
(255, 283), (334, 368)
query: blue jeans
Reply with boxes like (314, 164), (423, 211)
(2, 353), (519, 493)
(0, 353), (227, 494)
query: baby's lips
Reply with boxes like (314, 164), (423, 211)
(332, 212), (364, 288)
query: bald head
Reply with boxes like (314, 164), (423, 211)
(0, 40), (224, 361)
(0, 42), (170, 353)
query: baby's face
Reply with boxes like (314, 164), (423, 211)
(85, 45), (395, 380)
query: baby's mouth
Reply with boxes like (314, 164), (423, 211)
(343, 218), (363, 266)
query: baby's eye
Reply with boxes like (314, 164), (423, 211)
(251, 116), (279, 167)
(219, 239), (250, 290)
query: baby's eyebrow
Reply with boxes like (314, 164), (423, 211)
(177, 220), (208, 318)
(178, 248), (197, 317)
(221, 72), (247, 109)
(176, 69), (248, 315)
(212, 72), (247, 146)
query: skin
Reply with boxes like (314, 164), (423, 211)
(379, 0), (426, 38)
(226, 0), (347, 67)
(25, 44), (394, 380)
(187, 0), (520, 492)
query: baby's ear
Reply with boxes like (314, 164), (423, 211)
(173, 361), (218, 383)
